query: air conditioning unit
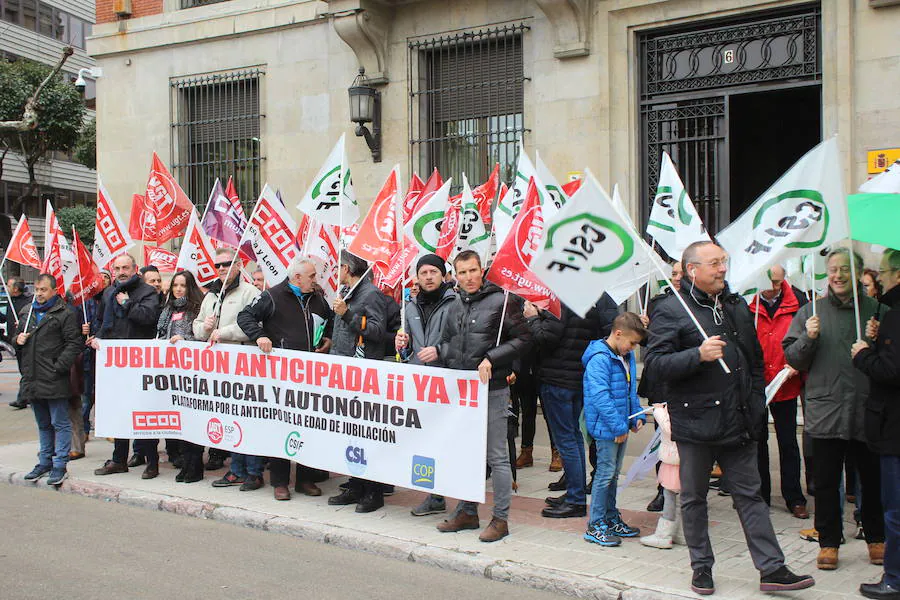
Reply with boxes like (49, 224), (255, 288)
(113, 0), (133, 17)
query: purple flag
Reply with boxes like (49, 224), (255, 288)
(201, 178), (247, 248)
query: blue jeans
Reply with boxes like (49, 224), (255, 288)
(82, 393), (93, 435)
(31, 398), (72, 470)
(589, 439), (626, 526)
(882, 454), (900, 588)
(230, 453), (263, 478)
(541, 384), (586, 505)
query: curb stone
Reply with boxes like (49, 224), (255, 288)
(0, 466), (687, 600)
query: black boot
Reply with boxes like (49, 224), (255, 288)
(647, 487), (665, 512)
(548, 474), (567, 491)
(355, 490), (384, 513)
(183, 450), (204, 483)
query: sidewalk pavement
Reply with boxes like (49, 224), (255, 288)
(0, 361), (881, 599)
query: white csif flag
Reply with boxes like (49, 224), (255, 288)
(297, 134), (359, 226)
(531, 169), (660, 317)
(717, 137), (847, 295)
(454, 174), (492, 262)
(493, 142), (543, 251)
(646, 152), (710, 260)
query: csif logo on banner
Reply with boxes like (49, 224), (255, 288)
(284, 431), (304, 457)
(744, 190), (829, 256)
(411, 455), (435, 489)
(541, 213), (634, 274)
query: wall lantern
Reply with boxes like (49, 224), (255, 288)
(348, 67), (381, 163)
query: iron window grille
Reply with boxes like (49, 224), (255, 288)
(408, 23), (529, 194)
(170, 68), (264, 214)
(181, 0), (231, 9)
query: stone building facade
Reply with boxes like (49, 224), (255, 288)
(88, 0), (899, 239)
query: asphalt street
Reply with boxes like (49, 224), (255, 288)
(0, 485), (566, 600)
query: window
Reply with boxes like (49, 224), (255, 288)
(3, 0), (22, 25)
(171, 68), (264, 214)
(408, 23), (528, 193)
(0, 1), (90, 49)
(181, 0), (231, 8)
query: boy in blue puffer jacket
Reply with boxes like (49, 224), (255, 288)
(582, 312), (647, 547)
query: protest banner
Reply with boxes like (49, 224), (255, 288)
(95, 340), (488, 502)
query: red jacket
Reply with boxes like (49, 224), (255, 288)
(749, 282), (803, 403)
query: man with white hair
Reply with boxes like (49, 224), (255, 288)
(238, 257), (334, 501)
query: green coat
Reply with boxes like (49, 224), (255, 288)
(782, 289), (878, 441)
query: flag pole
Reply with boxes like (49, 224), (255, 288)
(215, 199), (258, 324)
(495, 290), (509, 347)
(642, 237), (656, 316)
(847, 240), (864, 340)
(72, 227), (88, 322)
(23, 304), (33, 333)
(808, 252), (817, 318)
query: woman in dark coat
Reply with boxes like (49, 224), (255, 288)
(156, 271), (205, 482)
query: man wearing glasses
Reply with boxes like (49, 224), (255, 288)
(193, 248), (263, 487)
(645, 241), (814, 596)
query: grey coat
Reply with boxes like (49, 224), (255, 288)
(402, 285), (457, 366)
(330, 277), (388, 359)
(782, 289), (878, 441)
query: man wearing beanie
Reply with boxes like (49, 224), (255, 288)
(396, 253), (457, 517)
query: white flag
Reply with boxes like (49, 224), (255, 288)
(175, 210), (218, 286)
(297, 134), (359, 226)
(646, 152), (710, 260)
(403, 178), (452, 259)
(536, 150), (567, 219)
(248, 183), (300, 286)
(859, 159), (900, 194)
(493, 142), (542, 250)
(531, 169), (660, 317)
(45, 200), (77, 290)
(93, 178), (135, 268)
(454, 174), (492, 262)
(717, 138), (847, 295)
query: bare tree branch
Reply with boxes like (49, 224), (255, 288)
(0, 46), (75, 133)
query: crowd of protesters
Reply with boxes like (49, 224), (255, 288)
(7, 240), (900, 598)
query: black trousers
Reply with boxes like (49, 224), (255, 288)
(511, 368), (553, 449)
(812, 437), (884, 548)
(269, 458), (325, 488)
(114, 438), (158, 466)
(764, 399), (806, 508)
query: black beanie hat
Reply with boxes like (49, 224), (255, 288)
(416, 253), (447, 276)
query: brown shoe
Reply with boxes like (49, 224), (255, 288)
(515, 446), (533, 468)
(817, 547), (838, 570)
(437, 511), (480, 532)
(94, 460), (127, 476)
(868, 542), (885, 565)
(141, 465), (159, 480)
(479, 517), (509, 542)
(549, 449), (563, 472)
(68, 451), (85, 461)
(274, 485), (291, 501)
(790, 504), (809, 519)
(297, 481), (322, 497)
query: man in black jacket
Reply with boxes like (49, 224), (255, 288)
(8, 277), (34, 409)
(644, 241), (813, 596)
(91, 254), (161, 478)
(17, 274), (83, 485)
(434, 250), (532, 542)
(852, 247), (900, 600)
(529, 300), (611, 519)
(238, 258), (333, 501)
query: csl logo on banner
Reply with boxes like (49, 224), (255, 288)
(542, 213), (634, 274)
(411, 455), (435, 489)
(133, 411), (181, 433)
(345, 443), (368, 476)
(206, 418), (243, 448)
(744, 191), (829, 256)
(284, 431), (304, 457)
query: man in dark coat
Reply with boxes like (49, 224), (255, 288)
(327, 251), (391, 512)
(644, 241), (814, 596)
(434, 250), (532, 542)
(238, 257), (334, 501)
(17, 273), (83, 485)
(90, 254), (161, 478)
(852, 248), (900, 600)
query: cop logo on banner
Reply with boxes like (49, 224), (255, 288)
(541, 213), (634, 274)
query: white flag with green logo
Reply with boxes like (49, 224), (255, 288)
(717, 137), (846, 295)
(403, 178), (453, 259)
(297, 134), (359, 226)
(536, 150), (567, 219)
(454, 174), (491, 262)
(531, 169), (659, 317)
(646, 152), (710, 260)
(493, 142), (543, 250)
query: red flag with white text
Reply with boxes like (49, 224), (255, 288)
(348, 165), (401, 264)
(5, 216), (42, 270)
(93, 178), (135, 268)
(143, 246), (178, 272)
(40, 233), (65, 297)
(145, 152), (194, 244)
(306, 219), (342, 304)
(69, 229), (104, 305)
(175, 211), (219, 285)
(401, 173), (425, 224)
(486, 177), (561, 317)
(245, 184), (300, 287)
(407, 168), (444, 223)
(128, 194), (157, 242)
(434, 189), (462, 262)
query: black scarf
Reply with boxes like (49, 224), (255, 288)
(418, 282), (450, 322)
(101, 275), (141, 335)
